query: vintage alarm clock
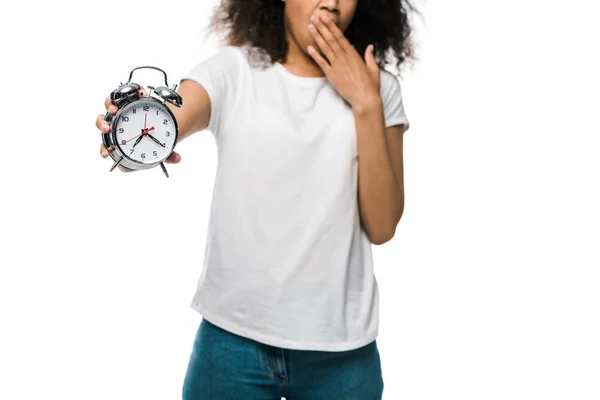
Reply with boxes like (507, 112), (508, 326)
(102, 66), (183, 178)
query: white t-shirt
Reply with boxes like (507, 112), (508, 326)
(180, 45), (410, 351)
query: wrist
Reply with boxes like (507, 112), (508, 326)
(352, 94), (383, 115)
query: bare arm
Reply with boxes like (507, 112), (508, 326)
(167, 79), (213, 142)
(354, 97), (404, 245)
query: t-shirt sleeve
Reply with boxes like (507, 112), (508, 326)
(379, 69), (411, 133)
(179, 46), (241, 136)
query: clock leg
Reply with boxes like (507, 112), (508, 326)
(160, 161), (169, 178)
(110, 156), (123, 172)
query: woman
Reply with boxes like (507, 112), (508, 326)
(96, 0), (418, 398)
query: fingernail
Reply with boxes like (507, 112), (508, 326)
(110, 106), (117, 113)
(102, 150), (107, 157)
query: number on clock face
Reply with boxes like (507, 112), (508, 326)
(114, 101), (177, 164)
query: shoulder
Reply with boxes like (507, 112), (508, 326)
(379, 68), (397, 82)
(213, 45), (252, 74)
(379, 69), (402, 98)
(192, 45), (245, 68)
(184, 45), (248, 83)
(377, 68), (409, 128)
(205, 45), (244, 63)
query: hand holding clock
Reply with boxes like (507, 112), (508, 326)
(95, 85), (181, 173)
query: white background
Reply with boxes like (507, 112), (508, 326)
(1, 0), (599, 399)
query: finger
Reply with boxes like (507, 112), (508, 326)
(321, 16), (351, 52)
(312, 16), (342, 57)
(365, 44), (380, 76)
(165, 151), (181, 164)
(138, 85), (147, 98)
(104, 97), (118, 114)
(100, 143), (109, 158)
(96, 114), (111, 133)
(308, 22), (335, 63)
(100, 143), (116, 158)
(307, 45), (332, 75)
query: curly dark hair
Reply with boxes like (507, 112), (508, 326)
(204, 0), (423, 76)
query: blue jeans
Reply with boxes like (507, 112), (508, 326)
(182, 318), (384, 399)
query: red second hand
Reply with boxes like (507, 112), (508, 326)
(122, 127), (155, 145)
(123, 133), (142, 144)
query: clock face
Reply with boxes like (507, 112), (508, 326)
(114, 100), (177, 164)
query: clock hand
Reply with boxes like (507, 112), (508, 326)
(124, 126), (154, 146)
(132, 135), (143, 148)
(147, 133), (166, 147)
(123, 132), (142, 145)
(121, 125), (156, 148)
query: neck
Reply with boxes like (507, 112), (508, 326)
(278, 29), (326, 78)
